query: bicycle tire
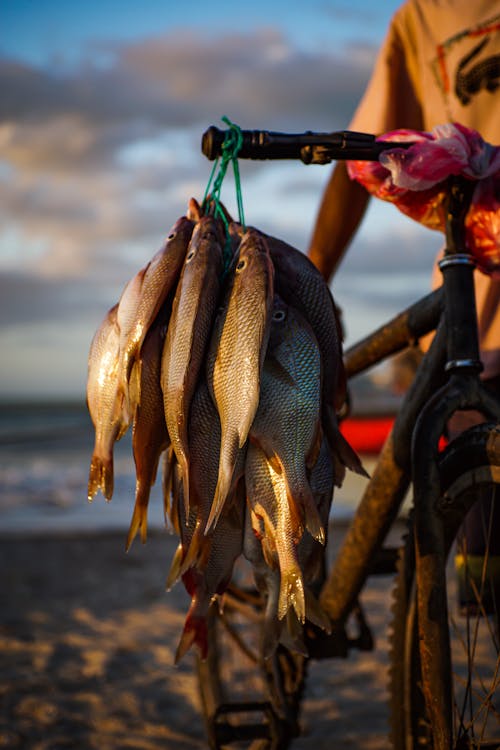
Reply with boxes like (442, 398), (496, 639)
(389, 422), (500, 749)
(196, 555), (308, 750)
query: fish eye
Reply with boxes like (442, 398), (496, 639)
(236, 259), (246, 271)
(186, 250), (195, 262)
(273, 310), (286, 322)
(167, 232), (176, 240)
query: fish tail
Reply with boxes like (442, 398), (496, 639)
(205, 462), (232, 534)
(165, 542), (185, 591)
(278, 566), (305, 623)
(125, 484), (150, 552)
(304, 587), (331, 633)
(279, 610), (308, 657)
(303, 492), (325, 545)
(175, 613), (208, 663)
(262, 613), (281, 660)
(87, 453), (114, 501)
(180, 521), (211, 575)
(324, 404), (368, 484)
(286, 480), (324, 545)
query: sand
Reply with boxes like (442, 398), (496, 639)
(1, 524), (398, 749)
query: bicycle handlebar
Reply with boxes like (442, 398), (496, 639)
(201, 126), (415, 164)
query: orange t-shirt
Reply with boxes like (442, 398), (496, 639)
(349, 0), (500, 377)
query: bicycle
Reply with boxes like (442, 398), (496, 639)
(193, 125), (500, 750)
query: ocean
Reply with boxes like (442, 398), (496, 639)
(0, 401), (376, 536)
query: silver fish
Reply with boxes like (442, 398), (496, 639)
(250, 296), (324, 544)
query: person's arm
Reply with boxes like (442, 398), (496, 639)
(307, 161), (370, 282)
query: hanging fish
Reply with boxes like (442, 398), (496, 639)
(250, 295), (324, 544)
(126, 309), (170, 550)
(87, 304), (127, 502)
(161, 216), (224, 513)
(205, 227), (274, 532)
(118, 215), (194, 418)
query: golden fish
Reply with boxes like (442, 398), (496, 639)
(205, 228), (274, 532)
(161, 216), (223, 513)
(172, 477), (245, 662)
(245, 442), (306, 624)
(87, 304), (127, 501)
(126, 312), (170, 551)
(119, 215), (194, 416)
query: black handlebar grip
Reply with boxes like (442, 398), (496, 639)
(201, 126), (226, 161)
(201, 126), (416, 162)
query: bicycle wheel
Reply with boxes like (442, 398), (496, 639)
(196, 554), (308, 750)
(389, 422), (500, 749)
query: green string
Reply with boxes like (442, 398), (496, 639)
(203, 116), (246, 272)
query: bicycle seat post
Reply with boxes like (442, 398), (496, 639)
(440, 176), (483, 376)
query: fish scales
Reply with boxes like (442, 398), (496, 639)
(250, 295), (324, 544)
(205, 228), (274, 533)
(119, 215), (194, 417)
(166, 379), (246, 585)
(246, 443), (306, 625)
(173, 473), (245, 662)
(87, 304), (127, 502)
(229, 223), (365, 484)
(161, 216), (223, 514)
(126, 311), (170, 551)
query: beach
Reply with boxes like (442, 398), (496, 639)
(1, 402), (398, 749)
(1, 524), (401, 750)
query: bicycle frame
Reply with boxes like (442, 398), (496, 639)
(201, 127), (500, 748)
(318, 177), (500, 748)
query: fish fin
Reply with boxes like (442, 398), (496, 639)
(187, 197), (202, 221)
(128, 358), (142, 419)
(125, 500), (148, 552)
(165, 543), (185, 591)
(333, 428), (369, 480)
(306, 419), (323, 470)
(262, 614), (281, 660)
(304, 587), (331, 633)
(180, 458), (190, 519)
(88, 453), (114, 501)
(180, 521), (210, 575)
(325, 404), (369, 483)
(264, 353), (296, 389)
(205, 450), (235, 533)
(279, 610), (308, 657)
(278, 566), (305, 623)
(175, 614), (208, 663)
(286, 480), (324, 545)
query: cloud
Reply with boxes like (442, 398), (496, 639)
(0, 26), (376, 275)
(0, 25), (383, 396)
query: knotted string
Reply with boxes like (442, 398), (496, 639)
(203, 116), (246, 272)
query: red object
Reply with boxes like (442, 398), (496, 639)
(347, 124), (500, 277)
(340, 416), (395, 454)
(340, 416), (448, 454)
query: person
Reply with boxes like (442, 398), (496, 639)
(307, 0), (500, 605)
(308, 0), (500, 385)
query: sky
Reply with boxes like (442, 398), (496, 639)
(0, 0), (440, 400)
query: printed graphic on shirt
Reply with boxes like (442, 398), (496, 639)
(431, 14), (500, 111)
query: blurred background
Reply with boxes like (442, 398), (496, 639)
(0, 0), (438, 530)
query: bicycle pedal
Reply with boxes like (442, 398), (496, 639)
(209, 701), (290, 747)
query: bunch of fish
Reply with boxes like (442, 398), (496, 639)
(86, 198), (364, 661)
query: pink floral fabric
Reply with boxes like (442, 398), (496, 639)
(347, 124), (500, 276)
